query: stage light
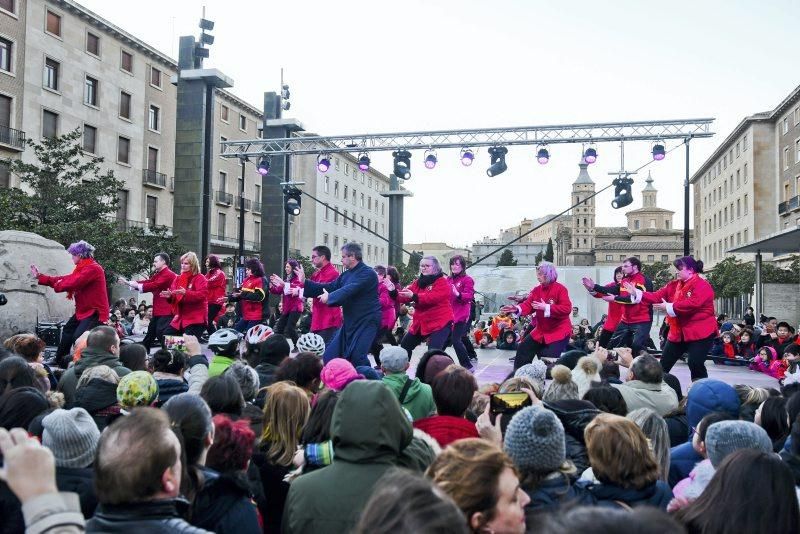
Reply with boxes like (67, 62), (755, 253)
(424, 150), (437, 169)
(358, 153), (370, 172)
(652, 143), (666, 161)
(584, 146), (597, 164)
(392, 150), (412, 180)
(611, 176), (634, 209)
(460, 148), (474, 166)
(256, 157), (271, 176)
(486, 146), (508, 177)
(283, 186), (302, 216)
(536, 146), (550, 165)
(317, 155), (331, 173)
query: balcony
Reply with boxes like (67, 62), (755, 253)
(0, 126), (26, 151)
(235, 196), (252, 211)
(142, 169), (168, 188)
(215, 191), (233, 206)
(778, 195), (800, 215)
(116, 219), (173, 235)
(252, 200), (262, 214)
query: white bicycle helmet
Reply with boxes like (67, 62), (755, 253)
(295, 332), (325, 356)
(245, 324), (274, 347)
(208, 328), (243, 356)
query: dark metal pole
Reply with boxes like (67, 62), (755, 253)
(237, 156), (246, 272)
(684, 138), (691, 257)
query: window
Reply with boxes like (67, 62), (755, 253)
(219, 136), (227, 154)
(334, 236), (339, 248)
(150, 66), (161, 88)
(368, 244), (372, 257)
(0, 94), (10, 131)
(119, 91), (131, 119)
(368, 196), (372, 210)
(744, 228), (748, 242)
(217, 212), (226, 240)
(42, 109), (58, 138)
(647, 255), (655, 262)
(724, 207), (727, 223)
(116, 190), (128, 222)
(343, 210), (348, 227)
(254, 184), (261, 202)
(736, 142), (740, 157)
(796, 140), (800, 164)
(120, 50), (133, 73)
(0, 0), (15, 14)
(43, 58), (59, 90)
(737, 199), (741, 217)
(0, 37), (11, 73)
(634, 219), (640, 230)
(360, 216), (364, 230)
(784, 147), (790, 170)
(239, 114), (246, 131)
(220, 105), (229, 122)
(84, 76), (98, 106)
(744, 194), (749, 215)
(218, 171), (227, 193)
(334, 208), (339, 224)
(148, 105), (160, 131)
(117, 136), (130, 164)
(783, 117), (789, 135)
(0, 160), (9, 188)
(649, 219), (656, 228)
(146, 196), (158, 227)
(343, 185), (348, 200)
(360, 193), (365, 207)
(324, 206), (329, 221)
(334, 181), (339, 198)
(324, 176), (329, 193)
(744, 163), (748, 182)
(147, 147), (159, 174)
(323, 233), (329, 245)
(86, 32), (100, 56)
(605, 254), (613, 261)
(83, 125), (97, 153)
(661, 255), (669, 262)
(665, 219), (670, 229)
(46, 11), (61, 37)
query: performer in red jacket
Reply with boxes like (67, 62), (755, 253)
(119, 252), (177, 351)
(624, 255), (717, 381)
(204, 254), (227, 335)
(398, 256), (455, 361)
(293, 246), (342, 345)
(32, 240), (108, 367)
(448, 255), (476, 370)
(501, 262), (572, 370)
(162, 252), (208, 338)
(583, 266), (624, 348)
(229, 257), (266, 333)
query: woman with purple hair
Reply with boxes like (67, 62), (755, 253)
(31, 240), (109, 367)
(269, 259), (304, 346)
(228, 257), (266, 333)
(500, 262), (573, 370)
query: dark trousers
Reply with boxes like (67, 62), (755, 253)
(659, 335), (715, 381)
(513, 335), (570, 370)
(275, 311), (302, 345)
(206, 304), (222, 335)
(313, 326), (339, 346)
(322, 317), (380, 368)
(142, 315), (173, 351)
(370, 327), (398, 366)
(56, 313), (101, 367)
(609, 321), (652, 354)
(598, 328), (614, 349)
(400, 323), (452, 361)
(234, 319), (262, 334)
(450, 321), (473, 368)
(164, 323), (206, 339)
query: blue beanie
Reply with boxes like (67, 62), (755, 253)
(686, 379), (740, 429)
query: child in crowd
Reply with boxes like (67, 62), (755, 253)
(496, 330), (518, 351)
(737, 328), (757, 359)
(711, 331), (739, 360)
(218, 303), (239, 329)
(750, 346), (779, 377)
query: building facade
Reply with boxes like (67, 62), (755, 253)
(403, 242), (472, 266)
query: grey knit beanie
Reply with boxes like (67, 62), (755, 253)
(514, 360), (547, 391)
(705, 420), (772, 468)
(42, 407), (100, 468)
(504, 406), (566, 473)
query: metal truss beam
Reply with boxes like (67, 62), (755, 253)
(220, 118), (714, 158)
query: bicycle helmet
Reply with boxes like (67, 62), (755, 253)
(245, 324), (274, 347)
(208, 328), (243, 356)
(295, 332), (326, 356)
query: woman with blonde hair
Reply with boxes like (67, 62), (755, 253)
(163, 251), (209, 338)
(252, 381), (310, 534)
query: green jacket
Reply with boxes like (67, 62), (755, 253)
(208, 355), (236, 378)
(58, 347), (131, 405)
(382, 373), (436, 421)
(282, 381), (413, 534)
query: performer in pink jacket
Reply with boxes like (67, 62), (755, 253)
(370, 265), (398, 366)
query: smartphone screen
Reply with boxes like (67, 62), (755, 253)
(489, 392), (532, 415)
(163, 335), (185, 351)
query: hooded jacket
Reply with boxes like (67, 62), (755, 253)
(543, 400), (600, 476)
(413, 414), (479, 448)
(283, 380), (413, 534)
(72, 378), (122, 431)
(382, 373), (436, 421)
(86, 499), (211, 533)
(577, 479), (673, 510)
(58, 347), (131, 405)
(192, 467), (260, 534)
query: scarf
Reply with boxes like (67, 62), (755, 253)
(418, 272), (444, 289)
(666, 274), (697, 334)
(171, 271), (193, 315)
(66, 258), (94, 300)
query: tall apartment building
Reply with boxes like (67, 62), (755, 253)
(691, 84), (800, 269)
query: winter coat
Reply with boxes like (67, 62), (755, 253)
(58, 347), (131, 405)
(382, 373), (436, 421)
(168, 273), (209, 329)
(612, 380), (679, 416)
(779, 450), (800, 486)
(86, 499), (212, 533)
(400, 275), (454, 336)
(283, 380), (413, 534)
(232, 275), (265, 321)
(138, 267), (178, 317)
(56, 466), (97, 518)
(543, 400), (600, 476)
(255, 362), (279, 391)
(72, 378), (122, 431)
(524, 473), (596, 518)
(591, 281), (624, 332)
(577, 479), (673, 510)
(251, 452), (292, 534)
(209, 356), (236, 378)
(377, 282), (397, 330)
(710, 339), (738, 358)
(154, 375), (189, 407)
(205, 267), (228, 304)
(270, 277), (304, 314)
(37, 259), (110, 322)
(518, 282), (573, 345)
(603, 272), (652, 325)
(413, 414), (479, 448)
(639, 274), (716, 342)
(449, 273), (475, 324)
(307, 262), (343, 332)
(192, 467), (260, 534)
(665, 413), (689, 448)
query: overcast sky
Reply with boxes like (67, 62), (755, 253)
(79, 0), (800, 247)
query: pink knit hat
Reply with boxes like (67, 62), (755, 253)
(320, 358), (362, 391)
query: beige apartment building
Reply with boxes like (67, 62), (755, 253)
(691, 83), (800, 269)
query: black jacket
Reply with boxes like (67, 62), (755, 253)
(524, 473), (596, 518)
(780, 450), (800, 485)
(543, 400), (599, 476)
(86, 499), (211, 533)
(155, 377), (189, 407)
(56, 466), (97, 518)
(72, 378), (122, 431)
(192, 468), (260, 534)
(252, 451), (292, 534)
(576, 480), (673, 510)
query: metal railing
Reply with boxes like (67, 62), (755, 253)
(142, 169), (168, 188)
(778, 195), (799, 215)
(252, 200), (262, 214)
(236, 197), (252, 210)
(215, 191), (233, 205)
(0, 126), (26, 150)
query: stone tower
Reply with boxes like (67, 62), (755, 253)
(642, 170), (657, 208)
(567, 159), (596, 266)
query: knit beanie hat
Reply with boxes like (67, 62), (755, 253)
(321, 358), (362, 391)
(42, 407), (100, 468)
(543, 365), (579, 402)
(504, 406), (566, 474)
(571, 356), (601, 398)
(705, 420), (772, 468)
(116, 371), (159, 408)
(421, 355), (454, 384)
(514, 360), (547, 391)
